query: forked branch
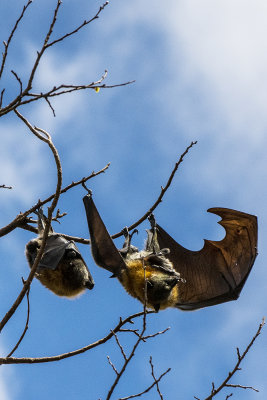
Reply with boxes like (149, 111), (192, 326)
(0, 311), (153, 364)
(194, 318), (265, 400)
(0, 112), (62, 333)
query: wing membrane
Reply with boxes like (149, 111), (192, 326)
(83, 194), (127, 276)
(156, 208), (258, 310)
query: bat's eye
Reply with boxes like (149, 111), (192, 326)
(146, 280), (153, 288)
(66, 250), (77, 259)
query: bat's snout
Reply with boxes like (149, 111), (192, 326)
(85, 278), (95, 290)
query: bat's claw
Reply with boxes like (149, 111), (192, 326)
(120, 227), (139, 255)
(157, 248), (170, 256)
(122, 227), (129, 238)
(122, 227), (138, 239)
(148, 213), (156, 229)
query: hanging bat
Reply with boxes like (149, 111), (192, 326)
(25, 208), (94, 297)
(83, 192), (257, 311)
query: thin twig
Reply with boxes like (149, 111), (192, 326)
(46, 1), (109, 48)
(7, 279), (30, 357)
(0, 184), (12, 189)
(107, 356), (119, 375)
(44, 96), (56, 116)
(0, 312), (151, 364)
(118, 359), (171, 400)
(106, 318), (149, 399)
(112, 141), (197, 239)
(25, 0), (62, 93)
(0, 163), (110, 239)
(11, 70), (23, 96)
(0, 0), (33, 80)
(112, 330), (127, 361)
(225, 384), (259, 392)
(25, 209), (66, 226)
(0, 88), (5, 107)
(143, 327), (170, 340)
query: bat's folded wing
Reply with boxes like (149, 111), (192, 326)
(156, 208), (258, 310)
(83, 194), (127, 276)
(39, 235), (76, 270)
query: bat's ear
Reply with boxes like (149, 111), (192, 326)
(83, 192), (127, 276)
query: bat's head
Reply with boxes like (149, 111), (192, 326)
(25, 233), (94, 297)
(120, 248), (183, 311)
(26, 208), (95, 298)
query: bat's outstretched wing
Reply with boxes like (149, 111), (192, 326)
(83, 193), (127, 276)
(156, 208), (258, 310)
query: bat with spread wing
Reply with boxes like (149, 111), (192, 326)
(25, 208), (94, 297)
(83, 193), (257, 311)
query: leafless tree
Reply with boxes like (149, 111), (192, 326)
(0, 2), (264, 399)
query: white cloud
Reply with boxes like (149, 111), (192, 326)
(0, 121), (52, 208)
(161, 0), (267, 138)
(0, 346), (17, 400)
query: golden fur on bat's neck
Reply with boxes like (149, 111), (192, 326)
(37, 261), (86, 298)
(119, 252), (179, 310)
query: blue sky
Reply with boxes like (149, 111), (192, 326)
(0, 0), (266, 399)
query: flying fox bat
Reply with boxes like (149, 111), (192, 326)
(83, 193), (257, 311)
(25, 209), (94, 297)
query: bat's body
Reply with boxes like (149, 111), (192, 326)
(26, 209), (94, 297)
(118, 253), (180, 311)
(83, 193), (257, 311)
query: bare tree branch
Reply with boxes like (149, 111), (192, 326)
(0, 163), (110, 239)
(0, 311), (153, 365)
(118, 357), (171, 400)
(0, 1), (115, 117)
(112, 141), (197, 239)
(149, 356), (169, 400)
(198, 318), (265, 400)
(46, 1), (109, 48)
(24, 0), (62, 94)
(14, 78), (135, 111)
(0, 142), (196, 243)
